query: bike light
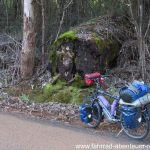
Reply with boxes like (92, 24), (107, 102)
(88, 114), (92, 118)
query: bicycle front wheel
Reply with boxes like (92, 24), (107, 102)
(87, 100), (103, 129)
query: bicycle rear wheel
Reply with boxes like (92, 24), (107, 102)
(121, 112), (149, 140)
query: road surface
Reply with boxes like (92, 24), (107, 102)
(0, 112), (149, 150)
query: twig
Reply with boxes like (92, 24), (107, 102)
(55, 0), (73, 41)
(5, 34), (22, 48)
(64, 0), (73, 9)
(127, 0), (139, 36)
(0, 34), (21, 87)
(144, 18), (150, 39)
(66, 77), (75, 85)
(51, 74), (60, 84)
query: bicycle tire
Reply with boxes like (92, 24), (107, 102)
(121, 112), (149, 140)
(87, 100), (103, 129)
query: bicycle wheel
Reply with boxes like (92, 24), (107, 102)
(87, 100), (103, 129)
(121, 111), (149, 140)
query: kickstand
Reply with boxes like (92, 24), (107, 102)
(116, 128), (124, 137)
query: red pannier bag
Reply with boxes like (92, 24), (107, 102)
(84, 72), (101, 85)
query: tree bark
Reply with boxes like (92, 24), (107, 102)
(21, 0), (35, 79)
(41, 0), (45, 66)
(128, 0), (148, 80)
(139, 1), (146, 79)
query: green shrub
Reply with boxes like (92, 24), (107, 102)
(20, 94), (31, 104)
(69, 86), (83, 104)
(43, 80), (65, 97)
(51, 89), (72, 104)
(72, 74), (85, 88)
(41, 78), (84, 104)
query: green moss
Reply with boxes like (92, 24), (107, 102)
(28, 91), (45, 103)
(48, 45), (58, 75)
(52, 86), (82, 104)
(72, 74), (85, 88)
(4, 74), (89, 105)
(104, 40), (119, 66)
(91, 33), (113, 52)
(49, 86), (82, 104)
(91, 33), (119, 66)
(69, 86), (83, 104)
(58, 31), (78, 41)
(43, 80), (65, 97)
(49, 31), (78, 75)
(98, 40), (112, 52)
(92, 33), (102, 46)
(28, 74), (86, 104)
(51, 89), (72, 104)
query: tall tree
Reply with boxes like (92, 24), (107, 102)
(41, 0), (45, 66)
(127, 0), (150, 79)
(21, 0), (35, 79)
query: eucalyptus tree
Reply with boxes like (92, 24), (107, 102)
(21, 0), (36, 79)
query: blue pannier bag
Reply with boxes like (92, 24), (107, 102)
(121, 106), (140, 129)
(120, 81), (150, 129)
(119, 80), (150, 103)
(79, 104), (93, 123)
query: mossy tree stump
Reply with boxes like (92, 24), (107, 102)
(49, 16), (133, 81)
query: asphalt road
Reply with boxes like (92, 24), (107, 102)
(0, 112), (149, 150)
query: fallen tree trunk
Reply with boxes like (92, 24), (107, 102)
(49, 15), (134, 81)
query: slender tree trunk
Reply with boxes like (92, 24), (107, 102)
(138, 1), (146, 79)
(128, 0), (147, 79)
(41, 0), (45, 66)
(21, 0), (35, 79)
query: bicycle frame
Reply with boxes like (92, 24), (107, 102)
(91, 78), (120, 123)
(97, 94), (120, 123)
